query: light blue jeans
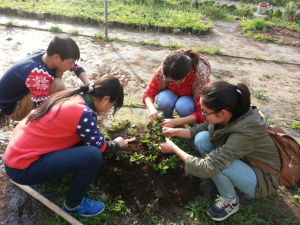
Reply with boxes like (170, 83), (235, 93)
(194, 131), (257, 201)
(156, 89), (195, 118)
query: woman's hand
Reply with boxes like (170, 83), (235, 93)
(113, 137), (128, 148)
(149, 109), (160, 122)
(162, 127), (178, 137)
(160, 118), (178, 128)
(159, 138), (177, 154)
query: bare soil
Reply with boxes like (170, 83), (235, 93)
(266, 26), (300, 46)
(0, 17), (300, 224)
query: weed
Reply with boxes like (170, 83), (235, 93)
(254, 92), (267, 101)
(272, 58), (287, 64)
(193, 46), (226, 55)
(263, 73), (272, 79)
(93, 32), (104, 39)
(49, 26), (62, 33)
(167, 41), (183, 50)
(184, 201), (202, 221)
(291, 121), (300, 131)
(138, 40), (161, 47)
(5, 20), (15, 27)
(105, 37), (121, 42)
(69, 29), (79, 36)
(135, 198), (163, 224)
(127, 127), (137, 135)
(240, 18), (271, 32)
(268, 120), (275, 125)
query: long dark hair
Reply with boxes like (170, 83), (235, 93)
(162, 49), (209, 80)
(201, 81), (251, 122)
(27, 76), (124, 123)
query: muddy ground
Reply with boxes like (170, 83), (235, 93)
(0, 16), (299, 224)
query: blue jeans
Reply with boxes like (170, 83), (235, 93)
(5, 145), (102, 207)
(156, 89), (195, 118)
(194, 131), (257, 201)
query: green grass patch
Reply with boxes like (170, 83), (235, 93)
(193, 46), (226, 55)
(291, 121), (300, 131)
(167, 41), (183, 50)
(0, 0), (212, 33)
(49, 25), (63, 33)
(240, 18), (271, 32)
(138, 40), (161, 47)
(68, 29), (78, 36)
(4, 20), (16, 27)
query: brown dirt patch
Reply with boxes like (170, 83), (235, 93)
(266, 27), (300, 46)
(98, 132), (200, 216)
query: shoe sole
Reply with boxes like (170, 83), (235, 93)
(207, 205), (239, 222)
(68, 206), (105, 217)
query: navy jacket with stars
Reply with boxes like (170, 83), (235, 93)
(0, 50), (84, 115)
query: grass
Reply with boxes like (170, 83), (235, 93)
(167, 41), (183, 50)
(193, 46), (226, 55)
(0, 0), (212, 33)
(4, 20), (16, 27)
(232, 0), (290, 7)
(240, 17), (299, 45)
(138, 40), (161, 47)
(68, 29), (78, 36)
(49, 25), (63, 33)
(291, 121), (300, 131)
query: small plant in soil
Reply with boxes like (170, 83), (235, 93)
(130, 152), (145, 165)
(291, 121), (300, 131)
(254, 92), (267, 101)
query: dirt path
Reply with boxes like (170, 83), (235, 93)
(0, 15), (299, 224)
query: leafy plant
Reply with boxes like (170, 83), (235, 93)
(130, 152), (145, 164)
(145, 154), (158, 166)
(184, 201), (202, 221)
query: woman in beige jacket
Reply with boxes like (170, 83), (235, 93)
(160, 81), (280, 222)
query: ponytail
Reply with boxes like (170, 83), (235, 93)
(26, 76), (124, 123)
(201, 81), (250, 122)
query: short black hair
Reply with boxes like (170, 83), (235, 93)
(46, 36), (80, 61)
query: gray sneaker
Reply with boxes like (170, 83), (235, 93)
(207, 195), (239, 221)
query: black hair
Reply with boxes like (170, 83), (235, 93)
(46, 36), (80, 61)
(26, 76), (124, 123)
(201, 81), (251, 122)
(161, 49), (210, 80)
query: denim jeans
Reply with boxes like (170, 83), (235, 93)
(194, 131), (257, 201)
(156, 89), (195, 118)
(5, 145), (102, 207)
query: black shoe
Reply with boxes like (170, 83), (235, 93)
(207, 195), (239, 221)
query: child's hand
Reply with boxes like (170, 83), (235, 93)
(159, 138), (176, 154)
(162, 127), (177, 137)
(160, 118), (178, 128)
(113, 137), (128, 148)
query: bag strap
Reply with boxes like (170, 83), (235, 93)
(246, 156), (280, 178)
